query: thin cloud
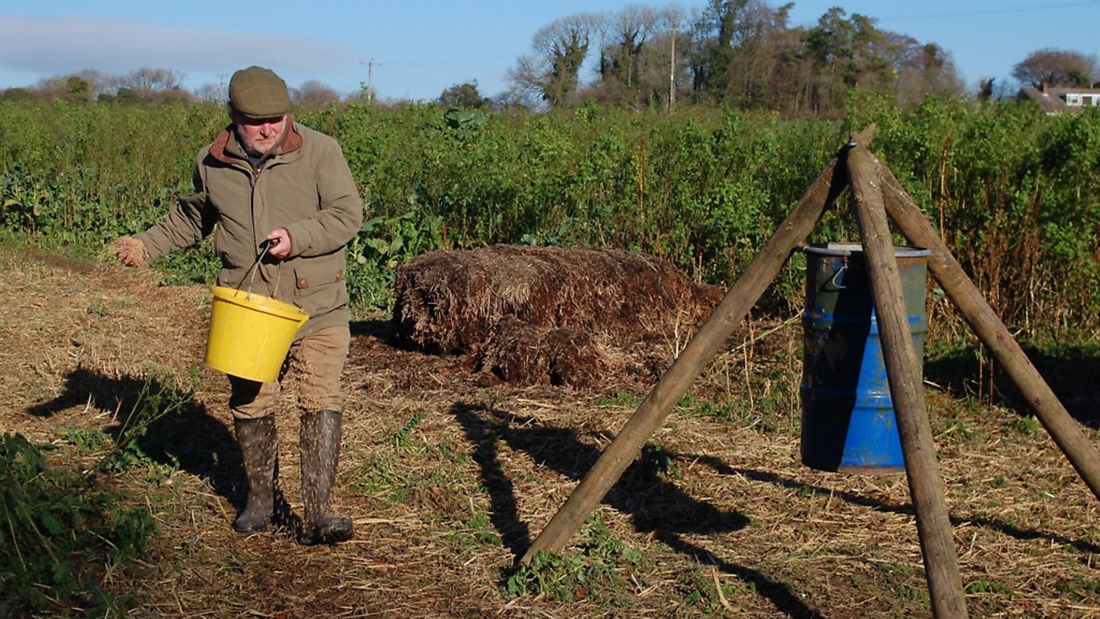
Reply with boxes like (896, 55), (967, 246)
(0, 15), (357, 81)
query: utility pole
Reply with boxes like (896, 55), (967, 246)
(359, 59), (381, 104)
(668, 27), (677, 112)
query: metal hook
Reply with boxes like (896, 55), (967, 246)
(830, 263), (848, 290)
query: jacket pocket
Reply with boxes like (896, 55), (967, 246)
(292, 258), (348, 317)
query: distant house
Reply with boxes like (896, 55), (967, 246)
(1017, 83), (1100, 114)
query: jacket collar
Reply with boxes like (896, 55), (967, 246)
(210, 118), (303, 166)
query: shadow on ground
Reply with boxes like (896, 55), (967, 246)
(691, 454), (1100, 558)
(451, 402), (825, 619)
(350, 318), (397, 340)
(26, 367), (246, 512)
(924, 344), (1100, 428)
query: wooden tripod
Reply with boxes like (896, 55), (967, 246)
(519, 128), (1100, 619)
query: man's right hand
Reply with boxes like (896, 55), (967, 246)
(110, 237), (149, 267)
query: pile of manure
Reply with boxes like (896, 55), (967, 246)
(391, 245), (724, 388)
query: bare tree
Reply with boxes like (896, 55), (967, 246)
(1012, 48), (1098, 88)
(508, 12), (605, 108)
(494, 85), (542, 111)
(688, 0), (741, 98)
(34, 71), (104, 102)
(111, 68), (186, 98)
(597, 5), (656, 104)
(291, 80), (341, 110)
(594, 4), (687, 107)
(193, 83), (224, 104)
(505, 54), (550, 109)
(34, 74), (79, 101)
(728, 0), (793, 108)
(885, 35), (965, 108)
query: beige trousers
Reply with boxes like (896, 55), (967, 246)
(228, 325), (350, 420)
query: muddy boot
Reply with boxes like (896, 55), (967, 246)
(298, 410), (354, 545)
(233, 415), (277, 533)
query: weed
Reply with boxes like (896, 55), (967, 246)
(62, 426), (112, 456)
(938, 415), (974, 443)
(596, 390), (642, 408)
(156, 236), (220, 285)
(444, 511), (502, 548)
(683, 587), (706, 606)
(1056, 576), (1100, 601)
(503, 517), (646, 602)
(435, 440), (469, 464)
(680, 568), (755, 613)
(346, 453), (404, 498)
(100, 365), (199, 473)
(898, 583), (930, 601)
(1007, 414), (1041, 436)
(636, 443), (681, 481)
(966, 579), (1014, 596)
(0, 433), (155, 615)
(387, 411), (427, 453)
(798, 485), (829, 500)
(505, 550), (587, 602)
(347, 211), (445, 315)
(86, 298), (110, 317)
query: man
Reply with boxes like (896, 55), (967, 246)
(113, 66), (363, 545)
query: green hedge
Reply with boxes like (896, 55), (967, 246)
(2, 96), (1097, 340)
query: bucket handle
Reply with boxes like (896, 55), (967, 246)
(236, 239), (279, 298)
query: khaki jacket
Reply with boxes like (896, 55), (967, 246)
(136, 120), (364, 339)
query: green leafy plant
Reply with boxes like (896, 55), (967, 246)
(346, 211), (445, 315)
(101, 366), (199, 473)
(1056, 575), (1100, 601)
(0, 432), (155, 615)
(3, 98), (1099, 342)
(62, 426), (112, 456)
(504, 517), (646, 602)
(966, 579), (1014, 596)
(386, 411), (427, 453)
(636, 443), (681, 481)
(443, 107), (487, 141)
(595, 390), (642, 408)
(444, 511), (502, 548)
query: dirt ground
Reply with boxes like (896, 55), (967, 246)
(3, 247), (1100, 618)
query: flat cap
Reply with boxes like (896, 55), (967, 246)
(228, 66), (290, 119)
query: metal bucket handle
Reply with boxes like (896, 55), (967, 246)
(236, 239), (282, 299)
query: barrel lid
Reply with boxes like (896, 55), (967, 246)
(802, 243), (930, 258)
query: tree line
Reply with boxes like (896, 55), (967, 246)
(508, 0), (1098, 114)
(1, 0), (1097, 117)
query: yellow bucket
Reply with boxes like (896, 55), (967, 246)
(205, 286), (309, 382)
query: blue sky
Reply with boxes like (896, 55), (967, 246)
(1, 1), (1097, 101)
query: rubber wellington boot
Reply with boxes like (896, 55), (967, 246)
(298, 410), (354, 545)
(233, 415), (277, 533)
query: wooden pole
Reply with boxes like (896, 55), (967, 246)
(847, 143), (968, 619)
(876, 162), (1100, 502)
(519, 145), (851, 565)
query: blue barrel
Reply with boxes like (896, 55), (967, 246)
(800, 243), (930, 474)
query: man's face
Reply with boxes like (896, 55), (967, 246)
(235, 114), (287, 157)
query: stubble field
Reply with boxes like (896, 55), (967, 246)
(3, 247), (1099, 618)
